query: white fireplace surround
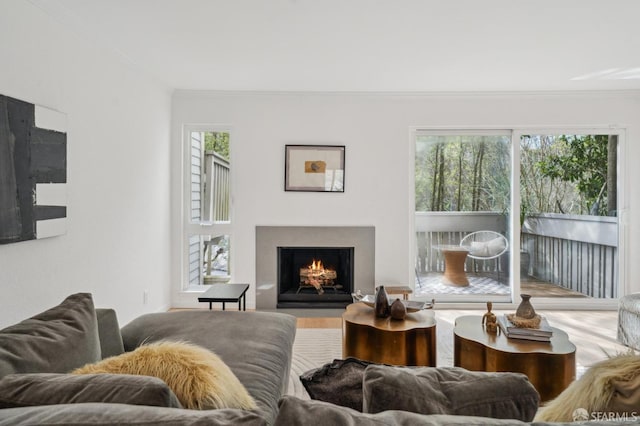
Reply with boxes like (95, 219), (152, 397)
(255, 226), (375, 309)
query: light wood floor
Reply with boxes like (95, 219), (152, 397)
(297, 309), (629, 369)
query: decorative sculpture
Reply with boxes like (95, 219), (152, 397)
(374, 285), (390, 318)
(482, 301), (499, 333)
(515, 294), (536, 319)
(390, 298), (407, 320)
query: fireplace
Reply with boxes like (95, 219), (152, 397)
(277, 246), (354, 308)
(255, 226), (375, 310)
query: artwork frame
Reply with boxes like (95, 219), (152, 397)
(0, 94), (67, 245)
(285, 145), (345, 192)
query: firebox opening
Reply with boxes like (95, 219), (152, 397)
(277, 246), (354, 308)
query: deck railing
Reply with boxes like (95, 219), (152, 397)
(415, 212), (618, 298)
(203, 151), (230, 223)
(415, 212), (508, 276)
(522, 213), (618, 298)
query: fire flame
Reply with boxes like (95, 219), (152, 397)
(310, 259), (324, 271)
(308, 259), (334, 272)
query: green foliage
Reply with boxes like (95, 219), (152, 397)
(204, 132), (230, 160)
(536, 135), (608, 215)
(415, 135), (510, 212)
(415, 133), (613, 217)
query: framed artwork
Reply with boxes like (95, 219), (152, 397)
(285, 145), (345, 192)
(0, 94), (67, 245)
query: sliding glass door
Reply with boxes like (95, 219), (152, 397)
(414, 130), (512, 302)
(413, 129), (622, 304)
(518, 133), (619, 300)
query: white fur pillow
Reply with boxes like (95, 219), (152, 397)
(535, 353), (640, 422)
(73, 341), (256, 410)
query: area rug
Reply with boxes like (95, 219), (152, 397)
(415, 275), (510, 296)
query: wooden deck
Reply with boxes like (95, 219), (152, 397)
(521, 276), (588, 298)
(416, 272), (589, 298)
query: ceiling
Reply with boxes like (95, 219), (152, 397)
(30, 0), (640, 92)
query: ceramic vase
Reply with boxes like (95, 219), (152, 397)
(390, 298), (407, 320)
(515, 294), (536, 319)
(374, 285), (390, 318)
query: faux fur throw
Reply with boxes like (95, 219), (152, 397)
(73, 341), (256, 410)
(534, 353), (640, 422)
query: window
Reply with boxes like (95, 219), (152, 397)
(184, 126), (232, 288)
(414, 131), (512, 302)
(413, 129), (622, 305)
(518, 133), (619, 300)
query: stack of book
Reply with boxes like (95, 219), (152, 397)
(498, 315), (553, 342)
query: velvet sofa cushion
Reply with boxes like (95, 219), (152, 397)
(0, 403), (266, 426)
(0, 373), (182, 409)
(120, 310), (297, 425)
(300, 357), (374, 411)
(0, 293), (101, 379)
(275, 396), (529, 426)
(94, 308), (125, 359)
(362, 365), (540, 421)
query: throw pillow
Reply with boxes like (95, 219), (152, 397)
(470, 241), (490, 257)
(73, 340), (256, 410)
(0, 373), (181, 408)
(299, 357), (375, 411)
(0, 293), (101, 379)
(275, 396), (530, 426)
(362, 365), (539, 421)
(470, 237), (506, 257)
(534, 353), (640, 422)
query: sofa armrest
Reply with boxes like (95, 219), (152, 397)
(95, 309), (124, 359)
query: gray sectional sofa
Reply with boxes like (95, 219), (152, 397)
(0, 293), (636, 425)
(0, 293), (296, 425)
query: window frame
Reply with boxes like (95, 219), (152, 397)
(182, 124), (233, 291)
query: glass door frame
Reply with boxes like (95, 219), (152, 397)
(410, 126), (627, 309)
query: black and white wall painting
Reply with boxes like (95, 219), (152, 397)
(0, 94), (67, 245)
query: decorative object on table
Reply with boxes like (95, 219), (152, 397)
(515, 294), (536, 319)
(374, 285), (390, 318)
(0, 94), (67, 245)
(390, 298), (407, 320)
(284, 145), (345, 192)
(498, 314), (553, 342)
(496, 294), (554, 342)
(352, 294), (432, 312)
(482, 301), (498, 333)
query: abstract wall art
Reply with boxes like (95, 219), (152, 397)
(0, 94), (67, 245)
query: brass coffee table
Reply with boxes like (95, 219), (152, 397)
(342, 302), (436, 366)
(453, 315), (576, 402)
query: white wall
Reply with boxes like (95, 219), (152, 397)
(172, 91), (640, 308)
(0, 1), (172, 327)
